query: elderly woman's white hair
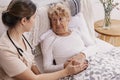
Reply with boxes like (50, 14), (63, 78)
(48, 3), (71, 19)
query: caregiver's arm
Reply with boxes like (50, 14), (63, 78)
(31, 65), (41, 74)
(0, 50), (77, 80)
(14, 61), (87, 80)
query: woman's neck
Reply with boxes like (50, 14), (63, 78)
(56, 30), (71, 36)
(8, 28), (23, 42)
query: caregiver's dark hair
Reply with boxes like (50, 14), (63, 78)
(2, 0), (36, 28)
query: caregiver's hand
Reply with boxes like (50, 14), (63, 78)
(64, 60), (88, 75)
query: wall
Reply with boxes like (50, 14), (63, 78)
(91, 0), (120, 21)
(0, 0), (61, 7)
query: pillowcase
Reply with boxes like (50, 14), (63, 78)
(69, 12), (95, 46)
(28, 6), (50, 46)
(65, 0), (81, 16)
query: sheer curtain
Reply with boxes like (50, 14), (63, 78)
(81, 0), (96, 42)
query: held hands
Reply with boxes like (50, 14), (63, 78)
(64, 59), (88, 76)
(64, 52), (88, 68)
(69, 52), (86, 61)
(64, 53), (88, 75)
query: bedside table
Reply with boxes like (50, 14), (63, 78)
(94, 19), (120, 47)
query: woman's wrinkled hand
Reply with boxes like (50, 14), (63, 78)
(65, 60), (88, 75)
(64, 53), (88, 69)
(69, 53), (86, 61)
(64, 58), (88, 68)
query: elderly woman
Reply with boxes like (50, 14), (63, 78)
(41, 3), (120, 80)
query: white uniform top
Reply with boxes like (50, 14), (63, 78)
(41, 29), (96, 72)
(0, 32), (35, 80)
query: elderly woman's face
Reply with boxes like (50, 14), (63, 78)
(51, 14), (69, 35)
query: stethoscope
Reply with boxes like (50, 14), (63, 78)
(7, 31), (33, 57)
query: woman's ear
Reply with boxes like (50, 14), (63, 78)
(21, 17), (27, 25)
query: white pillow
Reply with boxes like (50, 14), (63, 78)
(69, 12), (95, 46)
(28, 6), (50, 46)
